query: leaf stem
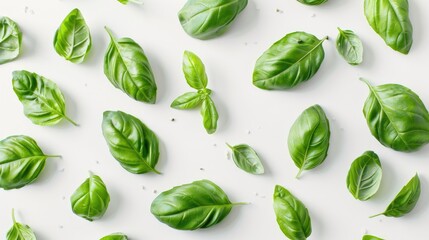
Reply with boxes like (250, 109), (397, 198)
(225, 143), (234, 150)
(152, 168), (162, 175)
(12, 209), (16, 223)
(64, 115), (79, 126)
(104, 26), (115, 40)
(232, 202), (250, 206)
(369, 212), (384, 218)
(45, 155), (62, 159)
(296, 168), (304, 179)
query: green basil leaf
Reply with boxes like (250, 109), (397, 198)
(12, 70), (78, 126)
(7, 209), (36, 240)
(102, 110), (160, 174)
(336, 28), (363, 65)
(201, 96), (218, 134)
(364, 0), (413, 54)
(0, 135), (60, 190)
(104, 27), (157, 104)
(171, 92), (204, 109)
(363, 235), (384, 240)
(288, 105), (330, 178)
(53, 8), (91, 63)
(253, 32), (327, 90)
(273, 185), (312, 240)
(297, 0), (327, 5)
(346, 151), (382, 201)
(151, 179), (245, 230)
(371, 174), (420, 218)
(183, 51), (208, 90)
(117, 0), (143, 4)
(178, 0), (248, 40)
(0, 17), (22, 64)
(226, 143), (264, 175)
(361, 78), (429, 152)
(70, 173), (110, 221)
(100, 233), (128, 240)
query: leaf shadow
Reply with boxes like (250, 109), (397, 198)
(100, 184), (122, 221)
(368, 156), (395, 203)
(19, 26), (38, 60)
(209, 91), (230, 134)
(226, 0), (260, 38)
(147, 51), (167, 104)
(155, 136), (168, 175)
(82, 29), (106, 67)
(409, 0), (425, 53)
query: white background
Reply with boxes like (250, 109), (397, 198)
(0, 0), (428, 239)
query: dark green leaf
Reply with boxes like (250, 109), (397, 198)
(297, 0), (327, 5)
(364, 0), (413, 54)
(104, 27), (157, 104)
(70, 173), (110, 221)
(151, 179), (245, 230)
(171, 92), (204, 109)
(182, 51), (208, 90)
(6, 209), (36, 240)
(0, 17), (22, 64)
(336, 28), (363, 65)
(361, 78), (429, 152)
(100, 233), (128, 240)
(288, 105), (330, 178)
(102, 110), (160, 174)
(226, 143), (264, 175)
(273, 185), (311, 240)
(346, 151), (382, 201)
(363, 235), (384, 240)
(178, 0), (248, 40)
(201, 96), (218, 134)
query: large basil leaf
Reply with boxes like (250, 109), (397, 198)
(183, 50), (208, 90)
(253, 32), (327, 90)
(226, 143), (264, 175)
(0, 17), (22, 64)
(100, 233), (128, 240)
(201, 96), (218, 134)
(12, 70), (78, 126)
(363, 235), (384, 240)
(104, 27), (157, 104)
(336, 28), (363, 65)
(371, 174), (420, 218)
(361, 79), (429, 152)
(364, 0), (413, 54)
(0, 135), (60, 190)
(70, 173), (110, 221)
(273, 185), (311, 240)
(53, 8), (91, 63)
(178, 0), (248, 40)
(346, 151), (382, 201)
(288, 105), (330, 178)
(297, 0), (327, 5)
(151, 179), (245, 230)
(6, 209), (36, 240)
(171, 92), (204, 109)
(102, 110), (160, 174)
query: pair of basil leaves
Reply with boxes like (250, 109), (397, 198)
(0, 17), (22, 64)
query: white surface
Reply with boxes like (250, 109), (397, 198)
(0, 0), (428, 239)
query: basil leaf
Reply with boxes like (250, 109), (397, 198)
(171, 92), (204, 109)
(361, 78), (429, 152)
(226, 143), (264, 175)
(100, 233), (127, 240)
(364, 0), (413, 54)
(71, 173), (110, 221)
(336, 28), (363, 65)
(253, 32), (327, 90)
(371, 174), (420, 218)
(363, 235), (384, 240)
(297, 0), (327, 5)
(0, 135), (60, 190)
(7, 209), (36, 240)
(102, 110), (160, 174)
(12, 70), (78, 126)
(53, 8), (91, 63)
(178, 0), (248, 40)
(151, 179), (245, 230)
(273, 185), (312, 240)
(288, 105), (330, 178)
(183, 50), (208, 90)
(346, 151), (382, 201)
(104, 27), (157, 104)
(201, 96), (218, 134)
(117, 0), (143, 4)
(0, 17), (22, 64)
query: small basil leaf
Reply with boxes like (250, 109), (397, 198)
(346, 151), (382, 201)
(12, 70), (78, 126)
(102, 111), (160, 174)
(70, 173), (110, 221)
(364, 0), (413, 54)
(151, 179), (245, 230)
(201, 96), (218, 134)
(178, 0), (248, 40)
(0, 17), (22, 64)
(371, 174), (420, 218)
(0, 135), (60, 190)
(361, 78), (429, 152)
(100, 233), (128, 240)
(183, 51), (208, 90)
(253, 32), (327, 90)
(288, 105), (330, 178)
(226, 143), (264, 175)
(297, 0), (327, 5)
(53, 9), (91, 63)
(171, 92), (203, 109)
(7, 209), (36, 240)
(273, 185), (312, 240)
(117, 0), (143, 4)
(336, 28), (363, 65)
(104, 27), (157, 104)
(363, 235), (384, 240)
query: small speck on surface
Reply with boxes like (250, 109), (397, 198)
(244, 42), (248, 46)
(59, 225), (63, 229)
(311, 13), (316, 18)
(96, 161), (99, 164)
(84, 83), (88, 87)
(153, 190), (157, 194)
(255, 193), (259, 196)
(58, 168), (65, 172)
(213, 143), (217, 147)
(200, 168), (204, 171)
(62, 196), (65, 200)
(247, 130), (251, 134)
(276, 9), (284, 13)
(142, 186), (145, 190)
(226, 152), (231, 160)
(171, 118), (175, 122)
